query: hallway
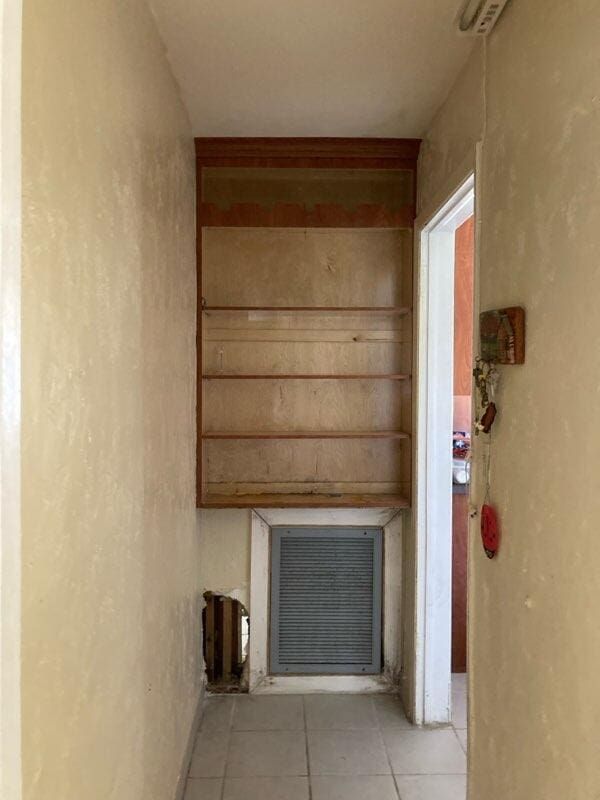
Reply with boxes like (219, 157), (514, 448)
(184, 683), (467, 800)
(7, 2), (600, 799)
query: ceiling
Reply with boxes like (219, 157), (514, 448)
(149, 0), (474, 138)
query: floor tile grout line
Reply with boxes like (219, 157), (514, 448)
(302, 696), (314, 800)
(451, 724), (468, 756)
(196, 694), (465, 795)
(226, 725), (414, 732)
(377, 712), (402, 799)
(218, 697), (236, 800)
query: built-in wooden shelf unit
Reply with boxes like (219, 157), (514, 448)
(196, 137), (420, 508)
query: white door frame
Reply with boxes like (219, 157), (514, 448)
(0, 0), (22, 797)
(413, 173), (475, 725)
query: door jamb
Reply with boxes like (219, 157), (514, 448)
(0, 1), (23, 797)
(413, 171), (475, 725)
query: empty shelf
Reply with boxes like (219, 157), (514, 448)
(202, 430), (410, 440)
(202, 373), (411, 380)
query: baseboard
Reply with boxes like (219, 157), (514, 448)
(173, 678), (206, 800)
(252, 674), (393, 694)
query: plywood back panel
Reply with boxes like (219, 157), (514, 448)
(203, 379), (409, 432)
(203, 228), (411, 307)
(202, 166), (414, 210)
(204, 439), (406, 484)
(203, 341), (404, 375)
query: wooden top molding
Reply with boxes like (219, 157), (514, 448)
(195, 137), (421, 163)
(199, 492), (410, 509)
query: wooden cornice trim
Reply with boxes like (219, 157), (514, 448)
(195, 137), (421, 162)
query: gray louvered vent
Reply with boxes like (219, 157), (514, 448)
(270, 527), (382, 674)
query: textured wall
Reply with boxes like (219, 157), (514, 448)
(419, 2), (600, 798)
(199, 510), (251, 610)
(21, 2), (200, 799)
(417, 42), (484, 216)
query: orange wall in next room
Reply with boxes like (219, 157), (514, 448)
(452, 214), (474, 674)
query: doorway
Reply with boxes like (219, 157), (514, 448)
(0, 1), (23, 798)
(414, 173), (475, 727)
(452, 216), (474, 676)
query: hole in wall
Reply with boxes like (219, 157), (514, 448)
(202, 592), (249, 693)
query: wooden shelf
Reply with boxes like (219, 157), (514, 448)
(196, 146), (417, 508)
(199, 492), (410, 509)
(203, 305), (411, 315)
(203, 430), (410, 440)
(202, 373), (411, 380)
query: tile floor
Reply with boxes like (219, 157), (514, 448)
(185, 676), (468, 800)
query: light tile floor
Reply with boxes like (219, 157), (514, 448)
(185, 677), (468, 800)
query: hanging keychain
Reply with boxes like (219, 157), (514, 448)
(473, 358), (501, 558)
(473, 358), (499, 435)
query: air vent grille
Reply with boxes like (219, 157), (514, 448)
(270, 527), (382, 675)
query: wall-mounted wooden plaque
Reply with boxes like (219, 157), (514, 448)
(479, 306), (525, 364)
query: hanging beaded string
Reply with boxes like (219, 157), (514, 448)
(473, 358), (499, 435)
(473, 357), (499, 504)
(483, 429), (493, 504)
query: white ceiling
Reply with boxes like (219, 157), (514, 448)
(149, 0), (474, 138)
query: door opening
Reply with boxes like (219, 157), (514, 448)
(452, 216), (474, 676)
(414, 173), (476, 727)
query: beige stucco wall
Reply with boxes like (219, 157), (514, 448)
(417, 41), (484, 216)
(21, 2), (200, 799)
(199, 510), (251, 609)
(419, 2), (600, 798)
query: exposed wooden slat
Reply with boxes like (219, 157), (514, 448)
(202, 430), (409, 440)
(204, 596), (215, 682)
(199, 492), (410, 509)
(231, 603), (242, 675)
(221, 597), (233, 681)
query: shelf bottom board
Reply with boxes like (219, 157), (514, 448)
(199, 492), (410, 509)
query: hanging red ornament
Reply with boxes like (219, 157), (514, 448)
(481, 504), (500, 558)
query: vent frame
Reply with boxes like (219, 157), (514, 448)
(269, 526), (383, 675)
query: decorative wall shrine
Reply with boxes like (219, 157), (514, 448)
(475, 305), (525, 558)
(479, 306), (525, 365)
